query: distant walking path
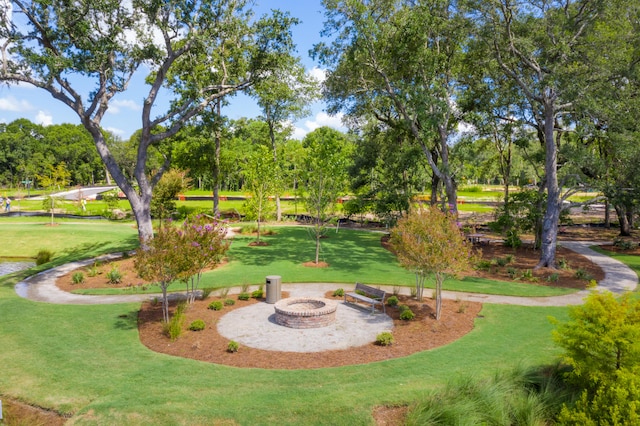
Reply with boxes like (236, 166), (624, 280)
(14, 242), (637, 307)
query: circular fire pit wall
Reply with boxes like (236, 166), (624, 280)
(274, 297), (338, 329)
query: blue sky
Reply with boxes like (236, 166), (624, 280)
(0, 0), (344, 140)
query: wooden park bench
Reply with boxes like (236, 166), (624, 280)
(344, 282), (386, 314)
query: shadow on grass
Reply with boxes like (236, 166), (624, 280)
(114, 310), (139, 330)
(229, 227), (392, 273)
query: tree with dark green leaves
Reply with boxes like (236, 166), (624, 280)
(302, 127), (352, 265)
(470, 0), (606, 268)
(314, 0), (468, 214)
(250, 55), (320, 221)
(243, 144), (277, 244)
(1, 0), (298, 243)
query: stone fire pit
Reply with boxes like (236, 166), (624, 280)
(274, 297), (338, 329)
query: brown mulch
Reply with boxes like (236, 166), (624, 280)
(137, 292), (482, 370)
(52, 233), (609, 425)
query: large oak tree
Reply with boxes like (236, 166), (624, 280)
(0, 0), (298, 242)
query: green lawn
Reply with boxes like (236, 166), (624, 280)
(70, 226), (576, 297)
(0, 221), (590, 424)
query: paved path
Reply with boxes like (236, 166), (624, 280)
(13, 241), (638, 352)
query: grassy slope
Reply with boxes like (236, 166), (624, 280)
(74, 227), (575, 297)
(0, 278), (567, 424)
(0, 220), (574, 424)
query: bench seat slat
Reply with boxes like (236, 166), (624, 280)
(344, 282), (386, 314)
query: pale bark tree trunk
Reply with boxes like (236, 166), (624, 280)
(536, 96), (560, 269)
(212, 101), (222, 216)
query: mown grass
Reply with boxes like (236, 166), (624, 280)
(0, 267), (569, 424)
(0, 221), (601, 424)
(69, 226), (575, 297)
(592, 246), (640, 283)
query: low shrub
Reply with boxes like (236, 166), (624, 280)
(457, 302), (468, 314)
(218, 287), (230, 298)
(574, 268), (594, 281)
(547, 272), (560, 283)
(399, 308), (415, 321)
(504, 254), (515, 264)
(332, 288), (344, 297)
(507, 267), (519, 279)
(208, 301), (224, 311)
(475, 259), (492, 271)
(201, 287), (215, 299)
(163, 303), (186, 341)
(613, 237), (636, 250)
(87, 263), (99, 277)
(386, 295), (399, 307)
(224, 298), (235, 306)
(227, 340), (239, 353)
(558, 258), (570, 270)
(35, 249), (54, 265)
(495, 257), (509, 267)
(237, 292), (250, 301)
(504, 230), (522, 249)
(106, 265), (122, 284)
(587, 279), (598, 288)
(71, 272), (85, 284)
(375, 331), (394, 346)
(459, 185), (483, 193)
(188, 320), (206, 331)
(251, 285), (264, 299)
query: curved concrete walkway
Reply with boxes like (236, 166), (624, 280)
(15, 241), (637, 306)
(13, 241), (638, 352)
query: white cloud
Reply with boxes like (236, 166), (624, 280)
(304, 111), (344, 131)
(0, 96), (33, 112)
(34, 110), (53, 126)
(104, 126), (126, 137)
(291, 111), (346, 140)
(308, 66), (327, 83)
(108, 99), (141, 114)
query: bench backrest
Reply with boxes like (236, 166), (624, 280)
(355, 282), (385, 301)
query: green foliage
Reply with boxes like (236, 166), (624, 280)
(475, 259), (492, 271)
(332, 288), (344, 297)
(574, 268), (593, 281)
(375, 331), (394, 346)
(71, 272), (85, 284)
(208, 301), (224, 311)
(386, 295), (399, 307)
(151, 169), (191, 222)
(101, 190), (121, 211)
(251, 285), (264, 299)
(547, 273), (560, 283)
(390, 206), (476, 319)
(224, 298), (235, 306)
(558, 258), (570, 270)
(34, 249), (54, 265)
(163, 303), (186, 341)
(201, 287), (214, 299)
(552, 292), (640, 388)
(188, 320), (206, 331)
(613, 238), (636, 250)
(490, 189), (543, 248)
(399, 308), (415, 321)
(106, 265), (122, 284)
(242, 144), (277, 243)
(405, 366), (570, 425)
(459, 185), (483, 193)
(557, 369), (640, 425)
(87, 263), (99, 277)
(237, 292), (250, 301)
(507, 267), (519, 279)
(227, 340), (239, 353)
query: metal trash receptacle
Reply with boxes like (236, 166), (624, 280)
(265, 275), (282, 304)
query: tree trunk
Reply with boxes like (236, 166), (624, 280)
(212, 100), (222, 216)
(615, 204), (631, 236)
(435, 272), (443, 321)
(536, 97), (560, 269)
(605, 199), (610, 228)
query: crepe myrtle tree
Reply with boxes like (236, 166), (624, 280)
(390, 206), (475, 320)
(0, 0), (299, 243)
(179, 214), (229, 305)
